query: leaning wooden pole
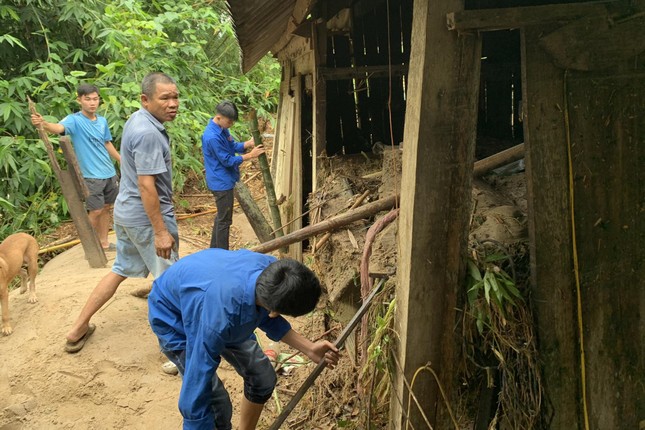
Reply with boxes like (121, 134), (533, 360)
(28, 96), (62, 176)
(268, 278), (386, 430)
(234, 182), (274, 244)
(248, 109), (286, 252)
(251, 194), (399, 254)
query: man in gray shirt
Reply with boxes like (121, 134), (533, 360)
(64, 72), (180, 354)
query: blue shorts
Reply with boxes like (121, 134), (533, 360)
(111, 215), (179, 279)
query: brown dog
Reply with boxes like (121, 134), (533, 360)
(0, 233), (39, 335)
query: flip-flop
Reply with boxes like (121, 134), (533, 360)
(102, 243), (116, 251)
(64, 324), (96, 353)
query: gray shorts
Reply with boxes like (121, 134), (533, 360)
(111, 215), (179, 279)
(85, 176), (119, 211)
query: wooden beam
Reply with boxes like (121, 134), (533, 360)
(391, 0), (481, 427)
(250, 194), (398, 254)
(319, 64), (409, 80)
(521, 26), (580, 428)
(473, 142), (524, 177)
(312, 15), (327, 192)
(540, 12), (645, 71)
(447, 1), (613, 31)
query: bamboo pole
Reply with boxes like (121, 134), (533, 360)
(251, 194), (399, 254)
(248, 109), (286, 252)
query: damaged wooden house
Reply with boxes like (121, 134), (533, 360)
(228, 0), (643, 428)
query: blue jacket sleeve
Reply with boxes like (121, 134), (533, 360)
(233, 139), (245, 154)
(178, 325), (224, 430)
(258, 315), (292, 341)
(211, 133), (243, 168)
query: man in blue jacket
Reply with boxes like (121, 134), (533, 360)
(201, 101), (265, 249)
(148, 249), (340, 430)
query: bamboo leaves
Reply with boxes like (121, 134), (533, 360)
(466, 251), (523, 334)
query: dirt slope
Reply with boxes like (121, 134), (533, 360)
(0, 212), (258, 430)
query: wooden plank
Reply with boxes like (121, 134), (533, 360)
(58, 171), (107, 268)
(29, 100), (105, 268)
(540, 13), (645, 71)
(521, 26), (580, 429)
(59, 137), (89, 199)
(319, 64), (408, 80)
(391, 0), (481, 427)
(312, 18), (327, 191)
(288, 75), (303, 260)
(447, 1), (612, 31)
(566, 68), (644, 430)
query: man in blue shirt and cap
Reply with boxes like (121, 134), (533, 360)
(148, 248), (340, 430)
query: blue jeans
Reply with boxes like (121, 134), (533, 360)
(162, 338), (277, 430)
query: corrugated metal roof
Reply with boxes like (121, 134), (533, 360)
(227, 0), (299, 73)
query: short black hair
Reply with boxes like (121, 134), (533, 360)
(216, 100), (239, 121)
(141, 72), (176, 98)
(77, 84), (99, 97)
(256, 259), (322, 317)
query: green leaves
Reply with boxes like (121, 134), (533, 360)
(0, 0), (280, 237)
(466, 254), (524, 335)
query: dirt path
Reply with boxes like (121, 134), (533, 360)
(0, 211), (278, 430)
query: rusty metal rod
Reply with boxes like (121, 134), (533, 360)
(268, 277), (387, 430)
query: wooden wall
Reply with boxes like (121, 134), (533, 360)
(523, 20), (644, 430)
(323, 0), (412, 155)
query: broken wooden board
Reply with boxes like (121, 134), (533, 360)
(540, 12), (645, 71)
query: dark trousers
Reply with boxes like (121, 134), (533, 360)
(210, 189), (234, 249)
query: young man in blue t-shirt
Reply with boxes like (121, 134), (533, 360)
(31, 84), (121, 250)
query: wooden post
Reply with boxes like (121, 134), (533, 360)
(565, 63), (644, 430)
(521, 26), (581, 429)
(312, 12), (327, 193)
(391, 0), (481, 428)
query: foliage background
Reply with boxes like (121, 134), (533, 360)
(0, 0), (280, 238)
